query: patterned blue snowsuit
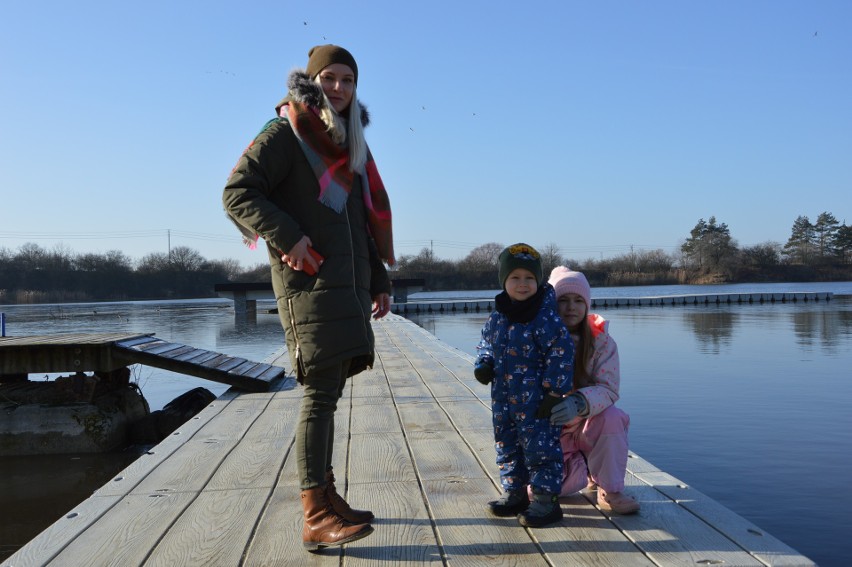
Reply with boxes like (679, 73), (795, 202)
(477, 284), (575, 496)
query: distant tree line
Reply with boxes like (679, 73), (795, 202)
(1, 211), (849, 303)
(0, 243), (268, 304)
(392, 210), (852, 289)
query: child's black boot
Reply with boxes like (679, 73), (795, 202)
(518, 490), (562, 527)
(487, 490), (529, 517)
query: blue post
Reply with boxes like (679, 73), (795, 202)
(1, 312), (5, 337)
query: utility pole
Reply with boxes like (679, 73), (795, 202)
(168, 229), (172, 261)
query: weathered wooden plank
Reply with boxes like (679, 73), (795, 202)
(242, 433), (342, 566)
(241, 362), (275, 379)
(345, 481), (444, 566)
(229, 359), (261, 376)
(197, 353), (233, 369)
(112, 344), (280, 392)
(121, 400), (269, 497)
(407, 429), (490, 482)
(156, 344), (200, 360)
(438, 399), (491, 431)
(172, 348), (215, 363)
(143, 487), (271, 567)
(257, 362), (288, 382)
(0, 333), (147, 347)
(1, 396), (235, 566)
(93, 398), (235, 498)
(241, 490), (342, 567)
(349, 431), (417, 484)
(45, 492), (198, 567)
(210, 356), (247, 373)
(420, 478), (551, 566)
(349, 399), (402, 435)
(595, 473), (763, 566)
(0, 343), (127, 374)
(135, 341), (187, 356)
(1, 494), (124, 567)
(349, 370), (393, 399)
(536, 492), (657, 566)
(634, 470), (815, 566)
(397, 401), (458, 434)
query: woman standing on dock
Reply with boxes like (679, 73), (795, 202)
(222, 44), (394, 551)
(546, 267), (640, 514)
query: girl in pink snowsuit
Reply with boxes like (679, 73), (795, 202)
(545, 267), (640, 514)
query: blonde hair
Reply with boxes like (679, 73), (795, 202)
(314, 78), (368, 172)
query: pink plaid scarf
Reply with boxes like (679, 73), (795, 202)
(280, 102), (394, 265)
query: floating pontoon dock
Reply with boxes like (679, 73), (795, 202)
(1, 315), (814, 566)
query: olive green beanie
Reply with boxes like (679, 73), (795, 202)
(306, 44), (358, 85)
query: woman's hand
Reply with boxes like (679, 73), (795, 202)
(280, 236), (320, 274)
(372, 293), (391, 320)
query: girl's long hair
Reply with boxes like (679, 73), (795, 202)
(315, 79), (368, 172)
(572, 314), (595, 390)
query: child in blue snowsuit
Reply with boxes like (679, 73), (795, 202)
(474, 243), (575, 527)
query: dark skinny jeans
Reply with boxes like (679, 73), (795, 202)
(295, 359), (350, 490)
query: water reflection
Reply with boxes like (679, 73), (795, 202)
(0, 451), (141, 560)
(682, 310), (737, 354)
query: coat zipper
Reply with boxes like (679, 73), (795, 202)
(286, 296), (303, 371)
(345, 206), (371, 341)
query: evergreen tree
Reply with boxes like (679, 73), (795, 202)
(813, 212), (840, 261)
(834, 223), (852, 264)
(681, 216), (736, 271)
(783, 215), (814, 265)
(681, 218), (708, 268)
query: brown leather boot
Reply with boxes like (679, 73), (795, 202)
(301, 486), (373, 551)
(325, 468), (374, 524)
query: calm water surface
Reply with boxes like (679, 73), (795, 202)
(1, 282), (850, 564)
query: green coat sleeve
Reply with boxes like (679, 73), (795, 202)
(222, 120), (304, 255)
(368, 235), (392, 296)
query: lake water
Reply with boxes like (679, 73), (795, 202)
(1, 281), (851, 565)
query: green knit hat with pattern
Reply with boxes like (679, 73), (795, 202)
(498, 243), (543, 288)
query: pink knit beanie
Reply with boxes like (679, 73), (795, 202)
(548, 267), (591, 308)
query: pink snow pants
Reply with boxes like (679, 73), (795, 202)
(559, 405), (630, 496)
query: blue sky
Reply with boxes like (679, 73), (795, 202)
(1, 1), (850, 267)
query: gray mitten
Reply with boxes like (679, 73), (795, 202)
(550, 394), (588, 425)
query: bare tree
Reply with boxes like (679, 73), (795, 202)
(538, 242), (564, 278)
(137, 252), (171, 273)
(459, 242), (503, 272)
(740, 242), (781, 269)
(169, 246), (205, 271)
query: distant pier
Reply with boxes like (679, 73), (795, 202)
(214, 282), (833, 317)
(389, 291), (833, 315)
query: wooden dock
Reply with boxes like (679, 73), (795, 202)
(1, 315), (814, 566)
(0, 333), (285, 392)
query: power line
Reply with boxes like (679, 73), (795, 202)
(0, 229), (240, 244)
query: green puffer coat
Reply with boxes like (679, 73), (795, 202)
(222, 117), (391, 382)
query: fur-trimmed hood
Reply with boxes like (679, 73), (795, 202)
(275, 70), (370, 126)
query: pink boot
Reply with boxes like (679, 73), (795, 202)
(597, 487), (639, 515)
